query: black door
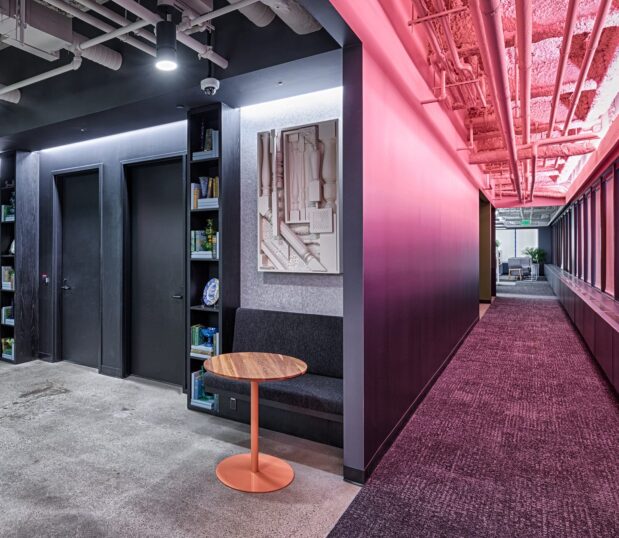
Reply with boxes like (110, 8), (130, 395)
(127, 159), (185, 385)
(59, 171), (101, 368)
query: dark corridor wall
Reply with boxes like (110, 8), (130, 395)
(38, 122), (186, 376)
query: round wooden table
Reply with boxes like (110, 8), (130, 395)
(204, 352), (307, 493)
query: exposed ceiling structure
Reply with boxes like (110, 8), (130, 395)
(405, 0), (619, 205)
(0, 0), (342, 149)
(0, 0), (322, 103)
(496, 205), (562, 227)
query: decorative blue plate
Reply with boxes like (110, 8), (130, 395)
(203, 278), (219, 306)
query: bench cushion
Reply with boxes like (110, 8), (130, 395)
(202, 372), (343, 415)
(232, 308), (343, 379)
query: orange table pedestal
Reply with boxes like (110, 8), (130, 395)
(215, 380), (295, 493)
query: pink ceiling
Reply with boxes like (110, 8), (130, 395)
(381, 0), (619, 206)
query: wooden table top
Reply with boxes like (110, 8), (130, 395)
(204, 352), (307, 382)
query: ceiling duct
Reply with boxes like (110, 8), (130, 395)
(0, 84), (21, 104)
(261, 0), (321, 34)
(225, 0), (275, 27)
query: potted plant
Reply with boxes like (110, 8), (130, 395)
(523, 247), (547, 277)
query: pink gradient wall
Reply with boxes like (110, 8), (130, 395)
(334, 0), (484, 474)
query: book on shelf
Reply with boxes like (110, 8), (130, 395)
(1, 204), (15, 222)
(191, 180), (219, 210)
(190, 370), (218, 410)
(192, 129), (219, 160)
(2, 337), (14, 359)
(1, 305), (14, 326)
(190, 230), (218, 259)
(1, 266), (14, 290)
(190, 324), (219, 358)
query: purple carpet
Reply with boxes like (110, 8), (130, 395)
(330, 298), (619, 537)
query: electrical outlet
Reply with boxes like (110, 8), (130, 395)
(229, 397), (237, 411)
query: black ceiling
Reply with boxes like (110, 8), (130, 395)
(0, 0), (352, 151)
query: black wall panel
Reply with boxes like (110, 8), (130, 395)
(15, 151), (39, 361)
(38, 122), (186, 375)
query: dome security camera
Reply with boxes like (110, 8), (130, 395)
(201, 77), (220, 96)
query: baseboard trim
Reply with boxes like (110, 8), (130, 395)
(100, 365), (123, 378)
(359, 315), (480, 484)
(480, 299), (492, 304)
(343, 465), (365, 485)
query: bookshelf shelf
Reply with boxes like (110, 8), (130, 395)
(190, 157), (219, 165)
(186, 103), (240, 417)
(190, 305), (219, 313)
(0, 171), (16, 365)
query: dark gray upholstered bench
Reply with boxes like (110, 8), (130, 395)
(201, 308), (343, 447)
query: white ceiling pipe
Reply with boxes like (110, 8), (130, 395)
(225, 0), (275, 27)
(72, 34), (123, 70)
(78, 19), (151, 51)
(184, 0), (264, 29)
(0, 57), (82, 97)
(0, 85), (21, 104)
(73, 0), (157, 45)
(260, 0), (321, 34)
(43, 0), (156, 57)
(110, 0), (228, 68)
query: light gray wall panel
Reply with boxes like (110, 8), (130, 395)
(239, 89), (343, 316)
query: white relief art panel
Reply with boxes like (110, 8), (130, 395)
(257, 119), (340, 273)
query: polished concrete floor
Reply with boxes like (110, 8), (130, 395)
(0, 360), (358, 538)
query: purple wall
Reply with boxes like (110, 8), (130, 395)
(335, 0), (485, 481)
(361, 50), (480, 469)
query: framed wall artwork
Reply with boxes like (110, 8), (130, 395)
(257, 119), (340, 274)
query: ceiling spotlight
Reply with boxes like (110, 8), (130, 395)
(155, 20), (177, 71)
(155, 1), (181, 72)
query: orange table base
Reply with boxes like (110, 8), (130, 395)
(216, 453), (294, 493)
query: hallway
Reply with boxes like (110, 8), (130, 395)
(330, 298), (619, 537)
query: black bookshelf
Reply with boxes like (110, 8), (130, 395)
(186, 103), (240, 414)
(0, 151), (38, 365)
(0, 152), (15, 362)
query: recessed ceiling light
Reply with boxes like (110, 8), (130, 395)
(277, 81), (284, 86)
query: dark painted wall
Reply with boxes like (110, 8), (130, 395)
(38, 122), (186, 375)
(359, 49), (480, 476)
(539, 226), (553, 263)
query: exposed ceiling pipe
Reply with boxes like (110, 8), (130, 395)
(110, 0), (228, 68)
(260, 0), (321, 35)
(433, 0), (486, 108)
(76, 19), (151, 52)
(0, 85), (21, 104)
(411, 0), (465, 106)
(470, 140), (598, 165)
(225, 0), (275, 27)
(0, 56), (82, 98)
(561, 0), (612, 135)
(73, 0), (157, 45)
(181, 0), (263, 31)
(515, 0), (532, 196)
(43, 0), (156, 57)
(470, 0), (522, 201)
(547, 0), (579, 137)
(72, 34), (123, 70)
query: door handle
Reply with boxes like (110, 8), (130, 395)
(61, 279), (71, 291)
(172, 294), (183, 300)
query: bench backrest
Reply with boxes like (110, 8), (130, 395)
(232, 308), (343, 379)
